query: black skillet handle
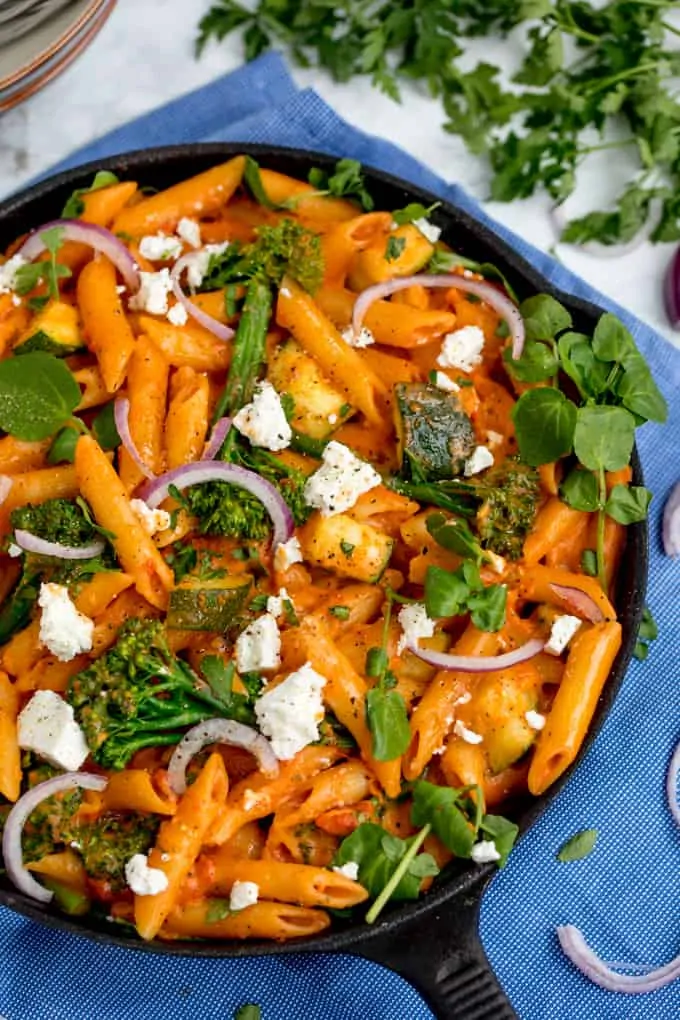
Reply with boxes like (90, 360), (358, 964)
(352, 870), (517, 1020)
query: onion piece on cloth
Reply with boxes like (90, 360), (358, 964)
(557, 924), (680, 993)
(666, 739), (680, 829)
(13, 529), (104, 560)
(170, 254), (235, 342)
(17, 219), (139, 292)
(167, 718), (279, 795)
(407, 637), (544, 673)
(2, 772), (108, 903)
(662, 480), (680, 556)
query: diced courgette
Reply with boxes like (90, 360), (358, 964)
(348, 223), (434, 291)
(14, 300), (84, 356)
(467, 674), (538, 774)
(394, 382), (476, 480)
(268, 339), (351, 439)
(299, 513), (393, 582)
(166, 576), (252, 631)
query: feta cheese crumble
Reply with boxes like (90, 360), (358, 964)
(254, 662), (327, 759)
(464, 445), (494, 477)
(432, 371), (460, 393)
(544, 614), (582, 656)
(177, 217), (202, 249)
(332, 861), (360, 881)
(0, 254), (27, 294)
(125, 854), (169, 896)
(274, 535), (303, 573)
(525, 709), (546, 731)
(38, 582), (94, 662)
(397, 603), (435, 654)
(138, 233), (183, 262)
(266, 588), (292, 619)
(242, 789), (264, 812)
(470, 840), (501, 864)
(437, 325), (485, 373)
(235, 613), (281, 673)
(129, 269), (174, 316)
(233, 381), (292, 452)
(129, 499), (171, 537)
(183, 242), (230, 289)
(167, 303), (188, 327)
(453, 720), (484, 745)
(229, 880), (259, 911)
(17, 690), (89, 771)
(413, 217), (441, 244)
(304, 441), (381, 517)
(7, 543), (22, 558)
(486, 430), (504, 448)
(341, 325), (375, 349)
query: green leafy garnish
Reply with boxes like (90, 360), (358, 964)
(556, 827), (598, 863)
(364, 594), (411, 762)
(392, 202), (440, 226)
(424, 562), (506, 632)
(234, 1007), (261, 1020)
(61, 170), (120, 218)
(307, 158), (374, 211)
(0, 352), (81, 441)
(634, 605), (658, 661)
(14, 228), (72, 304)
(384, 236), (406, 262)
(412, 780), (518, 867)
(205, 898), (233, 923)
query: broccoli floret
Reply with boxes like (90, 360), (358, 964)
(201, 218), (324, 294)
(66, 618), (241, 770)
(10, 498), (98, 547)
(16, 760), (83, 863)
(75, 812), (160, 892)
(474, 458), (540, 560)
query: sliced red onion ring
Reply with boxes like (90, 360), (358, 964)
(0, 474), (13, 507)
(14, 529), (104, 560)
(662, 480), (680, 556)
(557, 924), (680, 993)
(548, 583), (605, 623)
(2, 772), (108, 903)
(352, 273), (525, 359)
(202, 417), (232, 460)
(170, 255), (235, 342)
(167, 718), (279, 795)
(664, 248), (680, 330)
(114, 398), (156, 480)
(17, 219), (139, 292)
(666, 740), (680, 829)
(407, 637), (544, 673)
(139, 460), (294, 548)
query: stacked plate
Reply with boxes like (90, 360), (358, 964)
(0, 0), (115, 112)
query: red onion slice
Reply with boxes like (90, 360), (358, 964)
(170, 255), (235, 342)
(2, 772), (108, 903)
(167, 718), (279, 795)
(664, 248), (680, 330)
(351, 273), (525, 359)
(548, 583), (605, 623)
(666, 740), (680, 829)
(114, 398), (156, 480)
(557, 924), (680, 993)
(202, 417), (232, 460)
(662, 480), (680, 557)
(14, 529), (104, 560)
(16, 219), (139, 292)
(407, 637), (544, 673)
(138, 460), (294, 548)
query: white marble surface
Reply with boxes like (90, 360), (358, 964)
(0, 0), (679, 349)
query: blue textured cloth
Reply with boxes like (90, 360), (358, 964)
(2, 52), (679, 1020)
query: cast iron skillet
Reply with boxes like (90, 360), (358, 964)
(0, 144), (648, 1020)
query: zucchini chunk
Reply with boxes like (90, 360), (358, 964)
(299, 513), (393, 582)
(394, 382), (475, 480)
(467, 674), (538, 774)
(14, 301), (84, 356)
(268, 339), (352, 439)
(166, 576), (252, 631)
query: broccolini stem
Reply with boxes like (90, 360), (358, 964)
(290, 429), (328, 459)
(213, 277), (272, 422)
(596, 467), (608, 594)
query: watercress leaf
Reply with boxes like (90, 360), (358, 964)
(573, 406), (635, 472)
(557, 332), (611, 399)
(581, 548), (598, 577)
(407, 852), (440, 879)
(206, 898), (232, 922)
(92, 401), (121, 450)
(61, 170), (120, 218)
(467, 584), (507, 632)
(503, 339), (558, 382)
(392, 201), (440, 226)
(638, 606), (658, 643)
(0, 352), (80, 441)
(615, 357), (668, 423)
(234, 1006), (261, 1020)
(604, 484), (652, 524)
(556, 827), (598, 863)
(365, 647), (389, 678)
(426, 512), (482, 562)
(560, 468), (600, 512)
(591, 313), (635, 362)
(201, 655), (235, 703)
(47, 425), (80, 465)
(40, 226), (66, 257)
(12, 263), (45, 295)
(366, 688), (411, 761)
(334, 823), (423, 901)
(411, 780), (476, 857)
(479, 814), (519, 868)
(243, 156), (284, 210)
(511, 388), (577, 466)
(424, 565), (469, 618)
(381, 832), (406, 862)
(519, 295), (572, 341)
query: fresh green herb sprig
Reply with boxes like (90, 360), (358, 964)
(243, 155), (374, 212)
(424, 561), (507, 632)
(14, 228), (72, 309)
(634, 606), (658, 661)
(556, 827), (598, 862)
(364, 594), (411, 763)
(0, 351), (81, 442)
(61, 171), (120, 219)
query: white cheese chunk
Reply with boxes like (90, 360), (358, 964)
(266, 587), (291, 619)
(274, 536), (303, 573)
(470, 840), (501, 864)
(167, 303), (188, 326)
(454, 720), (484, 745)
(464, 445), (494, 477)
(332, 861), (360, 881)
(125, 854), (169, 896)
(235, 613), (281, 673)
(177, 217), (202, 249)
(486, 429), (504, 448)
(397, 603), (435, 654)
(138, 233), (183, 262)
(254, 662), (327, 759)
(0, 254), (27, 294)
(437, 325), (485, 373)
(544, 614), (582, 656)
(17, 690), (89, 771)
(413, 217), (441, 243)
(341, 325), (375, 349)
(129, 269), (173, 316)
(7, 542), (22, 558)
(129, 499), (171, 536)
(229, 880), (259, 911)
(525, 709), (546, 731)
(233, 381), (292, 452)
(432, 371), (460, 393)
(38, 582), (94, 662)
(242, 789), (263, 812)
(183, 242), (230, 289)
(304, 441), (381, 517)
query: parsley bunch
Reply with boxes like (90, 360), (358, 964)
(196, 0), (680, 246)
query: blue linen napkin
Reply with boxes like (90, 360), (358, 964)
(2, 51), (679, 1020)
